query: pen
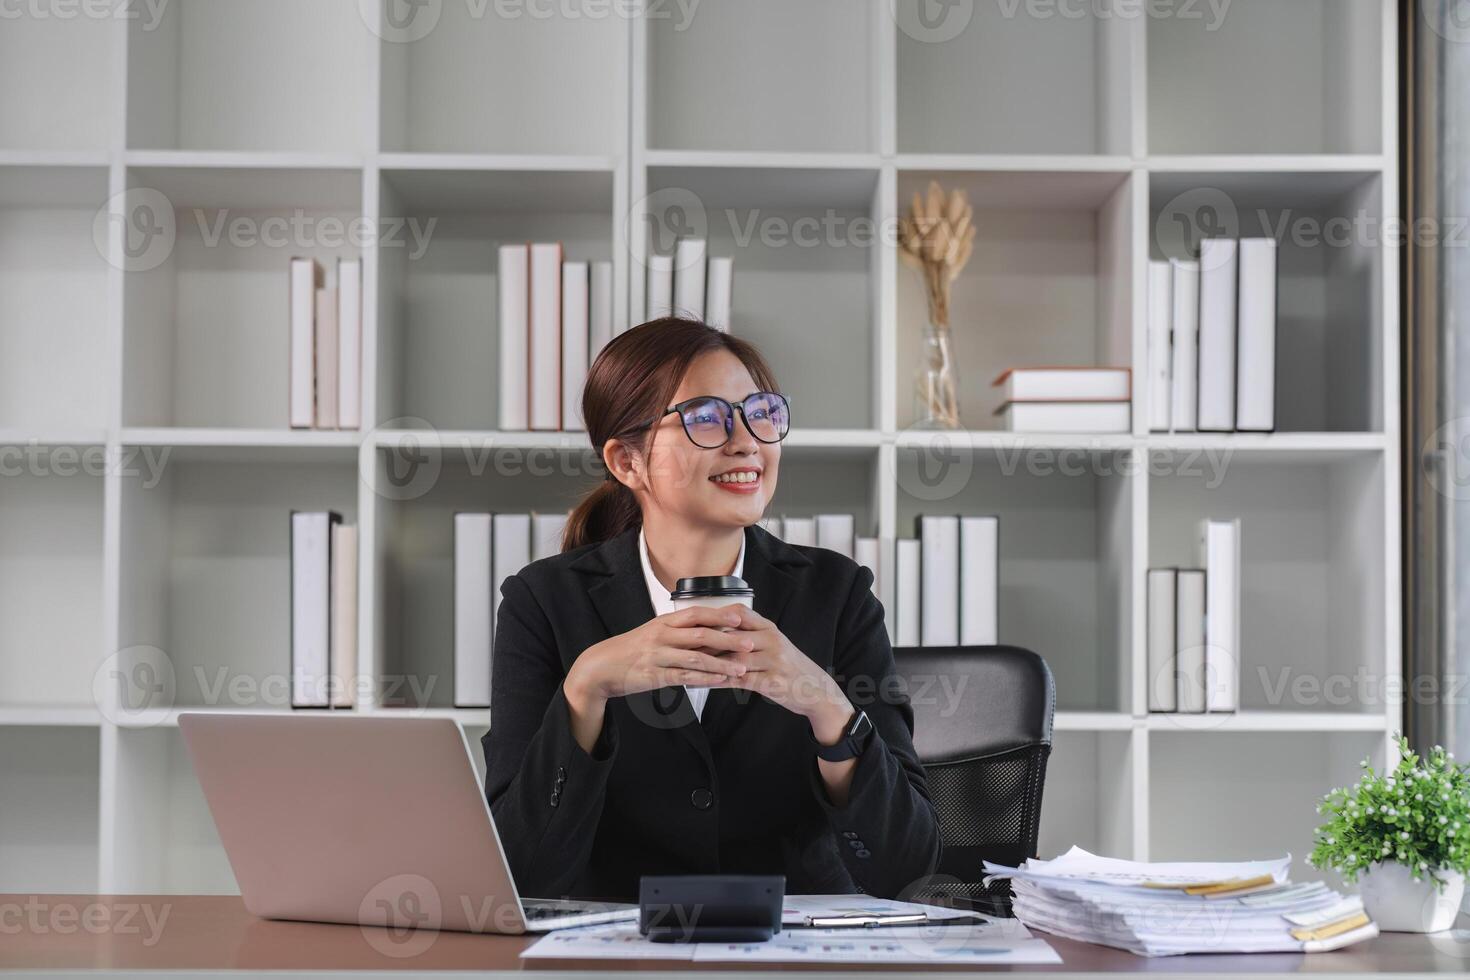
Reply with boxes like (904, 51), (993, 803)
(803, 912), (931, 928)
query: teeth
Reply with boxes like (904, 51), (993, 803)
(712, 471), (759, 484)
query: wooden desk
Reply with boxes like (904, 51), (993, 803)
(2, 895), (1468, 976)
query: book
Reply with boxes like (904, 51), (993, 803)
(336, 258), (362, 430)
(289, 258), (322, 429)
(1236, 238), (1278, 432)
(561, 261), (589, 432)
(330, 522), (357, 708)
(528, 243), (562, 430)
(878, 535), (896, 644)
(1146, 259), (1173, 432)
(895, 538), (922, 648)
(815, 513), (854, 559)
(1146, 568), (1177, 712)
(1169, 259), (1201, 432)
(314, 286), (338, 430)
(590, 260), (613, 360)
(492, 513), (532, 645)
(1196, 238), (1238, 432)
(497, 244), (530, 431)
(959, 515), (999, 646)
(1200, 518), (1241, 713)
(781, 515), (815, 547)
(706, 256), (733, 331)
(646, 252), (674, 319)
(757, 515), (782, 538)
(1175, 569), (1206, 713)
(854, 536), (880, 599)
(454, 514), (493, 709)
(290, 511), (340, 708)
(998, 401), (1130, 433)
(673, 237), (706, 320)
(992, 367), (1130, 403)
(532, 511), (567, 562)
(917, 514), (960, 647)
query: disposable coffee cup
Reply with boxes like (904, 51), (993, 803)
(670, 575), (754, 625)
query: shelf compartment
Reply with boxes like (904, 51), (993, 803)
(117, 456), (358, 711)
(641, 164), (880, 430)
(0, 726), (99, 892)
(1148, 450), (1386, 717)
(0, 9), (115, 152)
(126, 0), (375, 153)
(1149, 170), (1384, 433)
(0, 166), (111, 431)
(1039, 730), (1138, 859)
(895, 169), (1136, 431)
(1147, 0), (1382, 155)
(376, 167), (616, 431)
(120, 165), (363, 429)
(379, 0), (625, 155)
(896, 0), (1133, 155)
(895, 445), (1137, 713)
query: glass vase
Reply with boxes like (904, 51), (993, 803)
(912, 319), (961, 429)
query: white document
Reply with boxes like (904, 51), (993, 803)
(1200, 518), (1241, 712)
(991, 846), (1291, 887)
(895, 538), (921, 648)
(1170, 258), (1200, 432)
(673, 237), (706, 320)
(520, 925), (697, 960)
(289, 258), (321, 429)
(528, 243), (562, 430)
(779, 895), (982, 925)
(959, 515), (998, 646)
(917, 514), (959, 647)
(497, 244), (530, 430)
(1236, 237), (1278, 431)
(290, 511), (335, 708)
(1196, 238), (1238, 432)
(646, 252), (674, 319)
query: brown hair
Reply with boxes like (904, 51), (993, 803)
(562, 317), (779, 552)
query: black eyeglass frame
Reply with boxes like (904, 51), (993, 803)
(623, 391), (791, 449)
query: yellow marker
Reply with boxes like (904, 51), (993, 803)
(1290, 912), (1371, 942)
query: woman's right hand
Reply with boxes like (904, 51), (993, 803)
(562, 606), (752, 753)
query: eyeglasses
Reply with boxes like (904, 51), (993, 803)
(627, 391), (791, 449)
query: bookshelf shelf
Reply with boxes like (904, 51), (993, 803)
(0, 0), (1398, 892)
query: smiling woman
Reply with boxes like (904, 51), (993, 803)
(480, 317), (939, 902)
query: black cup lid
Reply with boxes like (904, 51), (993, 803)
(670, 575), (754, 601)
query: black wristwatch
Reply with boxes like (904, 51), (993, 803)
(813, 710), (874, 763)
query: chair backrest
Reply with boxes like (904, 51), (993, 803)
(891, 645), (1055, 915)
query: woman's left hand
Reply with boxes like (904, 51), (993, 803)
(722, 606), (855, 745)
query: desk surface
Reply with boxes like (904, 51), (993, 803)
(2, 895), (1469, 977)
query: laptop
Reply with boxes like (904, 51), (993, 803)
(178, 712), (637, 934)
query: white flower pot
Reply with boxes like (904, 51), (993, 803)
(1357, 861), (1465, 933)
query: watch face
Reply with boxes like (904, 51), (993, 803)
(850, 710), (874, 742)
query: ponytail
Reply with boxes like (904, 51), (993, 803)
(563, 474), (643, 552)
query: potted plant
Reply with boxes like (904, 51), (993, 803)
(1309, 735), (1470, 932)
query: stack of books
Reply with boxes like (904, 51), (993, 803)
(646, 237), (734, 330)
(993, 368), (1131, 433)
(289, 257), (362, 430)
(290, 511), (358, 709)
(1146, 518), (1240, 713)
(497, 245), (614, 433)
(1148, 239), (1279, 433)
(985, 847), (1378, 956)
(453, 511), (572, 708)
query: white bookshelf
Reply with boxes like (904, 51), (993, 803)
(0, 0), (1398, 895)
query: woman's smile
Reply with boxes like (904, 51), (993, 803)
(709, 466), (763, 494)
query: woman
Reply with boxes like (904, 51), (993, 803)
(482, 317), (940, 901)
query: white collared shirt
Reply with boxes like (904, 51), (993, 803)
(638, 526), (746, 721)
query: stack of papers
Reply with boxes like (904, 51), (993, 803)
(984, 847), (1378, 957)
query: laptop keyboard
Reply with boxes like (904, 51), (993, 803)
(523, 901), (607, 920)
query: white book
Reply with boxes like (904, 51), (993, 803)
(454, 514), (493, 709)
(999, 401), (1130, 433)
(646, 253), (674, 319)
(959, 515), (999, 647)
(336, 259), (362, 430)
(1200, 518), (1241, 713)
(492, 513), (532, 644)
(879, 535), (896, 644)
(895, 538), (922, 648)
(673, 238), (706, 320)
(781, 515), (815, 547)
(289, 258), (322, 429)
(314, 287), (338, 430)
(1169, 259), (1201, 432)
(529, 244), (562, 430)
(330, 523), (357, 708)
(561, 261), (589, 431)
(815, 513), (854, 558)
(1236, 238), (1278, 432)
(917, 514), (960, 648)
(757, 515), (782, 538)
(854, 536), (880, 598)
(497, 244), (530, 430)
(1146, 259), (1173, 432)
(1196, 239), (1238, 432)
(590, 260), (614, 359)
(993, 368), (1130, 403)
(706, 256), (733, 331)
(531, 511), (567, 562)
(1146, 568), (1178, 712)
(290, 511), (337, 708)
(1175, 569), (1207, 713)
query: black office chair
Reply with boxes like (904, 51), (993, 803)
(892, 645), (1055, 917)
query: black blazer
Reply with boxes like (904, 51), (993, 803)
(481, 523), (941, 901)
